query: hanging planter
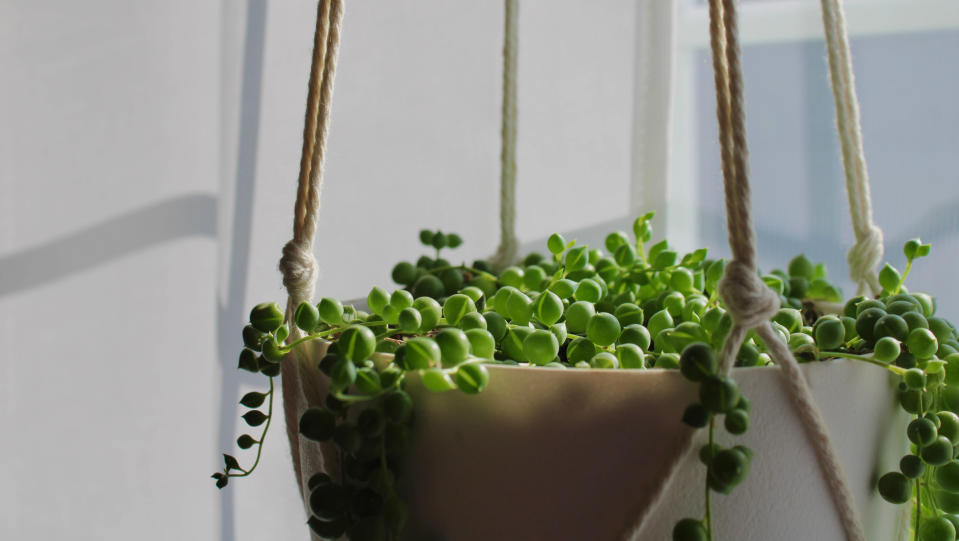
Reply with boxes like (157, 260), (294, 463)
(212, 1), (959, 540)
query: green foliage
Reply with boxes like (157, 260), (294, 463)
(217, 221), (957, 541)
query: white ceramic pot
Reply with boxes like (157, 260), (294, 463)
(287, 341), (910, 541)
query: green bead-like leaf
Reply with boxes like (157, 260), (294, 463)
(455, 363), (490, 394)
(523, 330), (559, 366)
(565, 301), (596, 333)
(242, 325), (266, 350)
(223, 453), (240, 471)
(550, 278), (577, 299)
(238, 348), (260, 373)
(261, 337), (286, 363)
(877, 471), (911, 504)
(679, 342), (717, 382)
(368, 286), (390, 316)
(397, 307), (422, 333)
(903, 238), (931, 261)
(404, 337), (441, 369)
(653, 250), (678, 268)
(294, 301), (320, 333)
(383, 390), (413, 423)
(299, 407), (336, 442)
(705, 259), (725, 295)
(355, 367), (382, 394)
(633, 212), (654, 242)
(682, 404), (710, 428)
(242, 410), (268, 427)
(586, 312), (622, 347)
(547, 233), (566, 255)
(421, 368), (457, 392)
(392, 261), (417, 286)
(709, 448), (750, 489)
(533, 290), (563, 326)
(564, 246), (589, 271)
(390, 289), (415, 310)
(249, 302), (284, 333)
(419, 229), (435, 246)
(435, 328), (471, 367)
(259, 360), (281, 377)
(330, 358), (357, 391)
(318, 297), (345, 325)
(590, 351), (619, 369)
(672, 518), (708, 541)
(236, 434), (257, 449)
(788, 254), (814, 279)
(616, 343), (645, 369)
(699, 376), (740, 413)
(431, 231), (448, 250)
(506, 290), (534, 325)
(443, 294), (476, 326)
(338, 325), (377, 363)
(414, 296), (443, 332)
(465, 328), (496, 359)
(878, 263), (901, 294)
(240, 392), (266, 408)
(724, 409), (750, 435)
(605, 231), (630, 253)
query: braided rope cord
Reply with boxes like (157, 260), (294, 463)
(279, 0), (344, 333)
(490, 0), (520, 271)
(276, 0), (344, 521)
(624, 1), (867, 539)
(820, 0), (883, 296)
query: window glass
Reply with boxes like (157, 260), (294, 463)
(693, 30), (959, 317)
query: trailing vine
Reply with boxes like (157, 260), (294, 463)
(213, 216), (959, 541)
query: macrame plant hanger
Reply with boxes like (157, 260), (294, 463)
(820, 0), (884, 296)
(275, 0), (523, 530)
(277, 0), (344, 524)
(626, 0), (884, 539)
(489, 0), (520, 271)
(273, 0), (884, 539)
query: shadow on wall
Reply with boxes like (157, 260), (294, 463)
(0, 194), (216, 296)
(0, 2), (268, 540)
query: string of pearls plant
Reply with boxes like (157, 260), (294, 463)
(213, 214), (959, 541)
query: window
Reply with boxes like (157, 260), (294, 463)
(633, 0), (959, 316)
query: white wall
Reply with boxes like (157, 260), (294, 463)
(1, 1), (638, 539)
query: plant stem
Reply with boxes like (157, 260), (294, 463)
(897, 260), (914, 295)
(333, 391), (380, 403)
(284, 318), (391, 349)
(915, 474), (921, 541)
(440, 357), (492, 375)
(426, 264), (498, 282)
(230, 377), (274, 478)
(705, 417), (715, 541)
(636, 239), (647, 265)
(819, 350), (906, 375)
(915, 393), (923, 541)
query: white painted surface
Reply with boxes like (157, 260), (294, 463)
(293, 343), (909, 541)
(3, 0), (958, 538)
(1, 1), (637, 539)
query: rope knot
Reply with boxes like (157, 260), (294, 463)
(279, 239), (318, 305)
(847, 224), (883, 291)
(718, 259), (780, 330)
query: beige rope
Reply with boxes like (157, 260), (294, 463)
(621, 2), (735, 532)
(279, 0), (345, 332)
(820, 0), (883, 296)
(490, 0), (519, 271)
(625, 1), (866, 539)
(713, 1), (865, 538)
(276, 0), (344, 518)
